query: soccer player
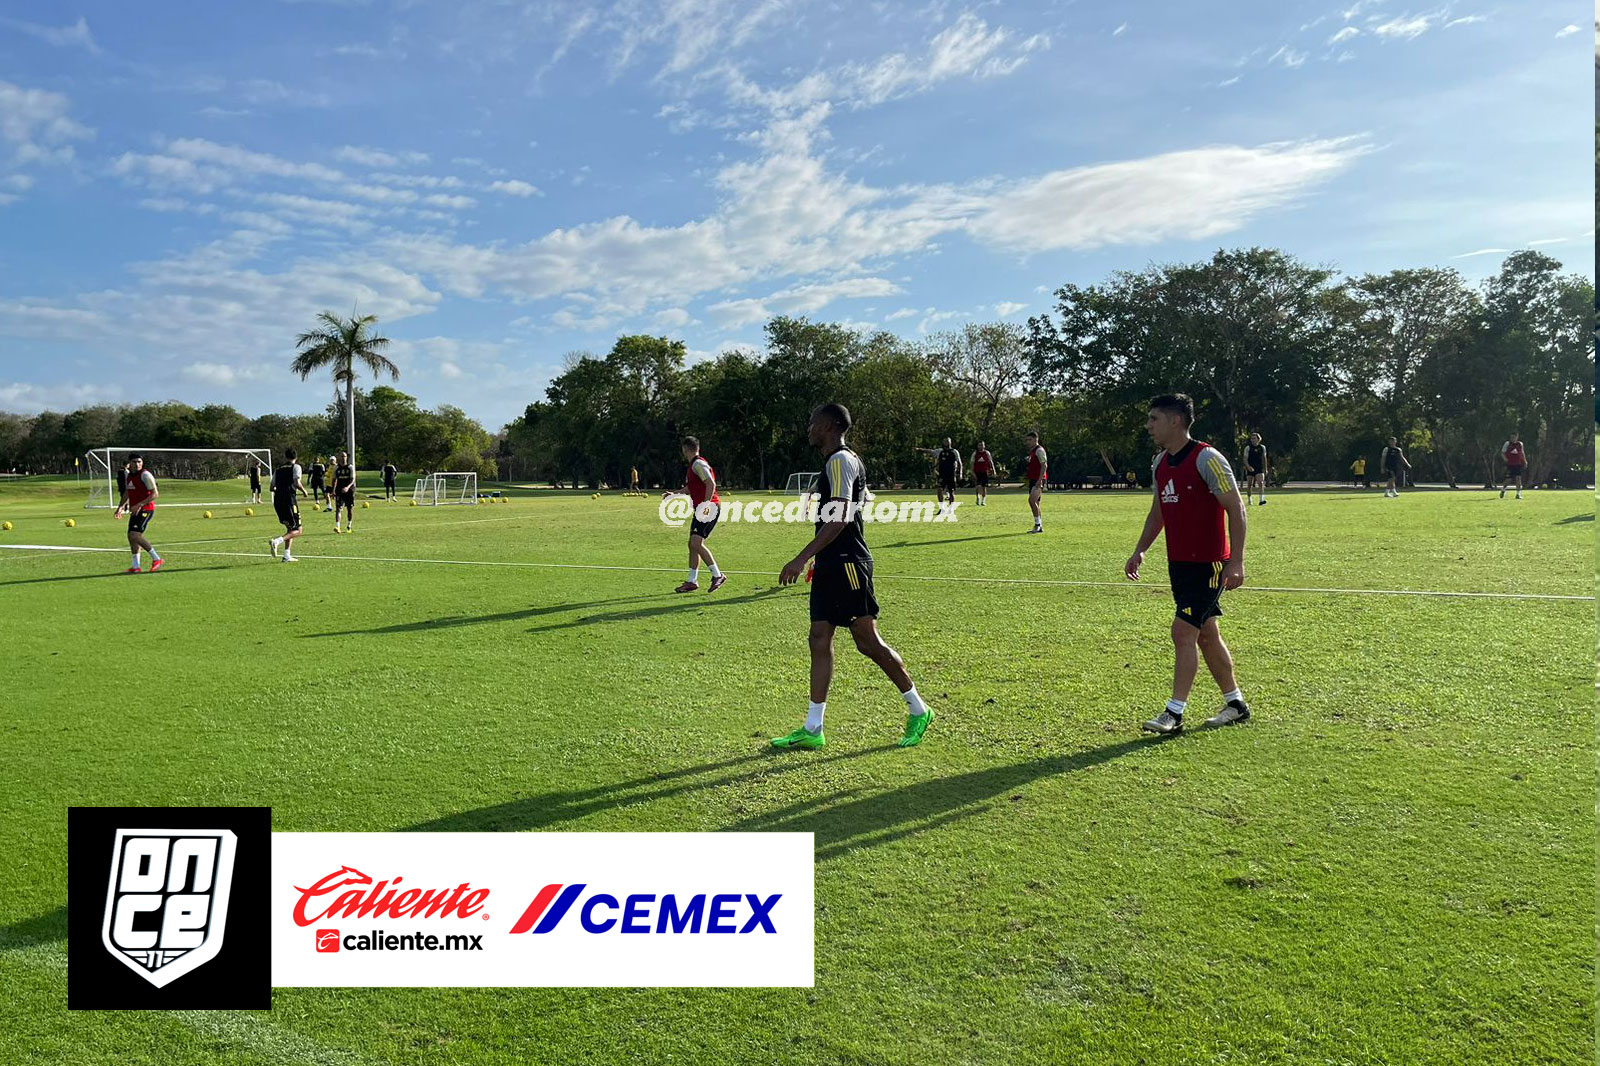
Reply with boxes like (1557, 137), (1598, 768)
(630, 466), (642, 495)
(309, 457), (327, 506)
(971, 440), (995, 506)
(667, 436), (726, 593)
(248, 458), (263, 505)
(112, 453), (164, 574)
(1351, 456), (1367, 487)
(269, 448), (308, 562)
(1379, 437), (1410, 497)
(1024, 431), (1047, 532)
(1242, 432), (1268, 506)
(1124, 394), (1250, 735)
(773, 403), (934, 750)
(935, 437), (961, 511)
(1500, 432), (1526, 499)
(323, 456), (338, 511)
(382, 460), (398, 501)
(331, 452), (356, 532)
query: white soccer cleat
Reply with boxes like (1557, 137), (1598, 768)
(269, 537), (281, 558)
(1141, 710), (1183, 735)
(281, 554), (297, 563)
(1204, 702), (1251, 728)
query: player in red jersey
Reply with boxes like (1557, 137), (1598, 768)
(1024, 431), (1047, 532)
(666, 436), (726, 593)
(112, 453), (165, 573)
(971, 441), (994, 506)
(1499, 432), (1526, 499)
(1124, 394), (1249, 734)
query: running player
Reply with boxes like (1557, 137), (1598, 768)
(331, 452), (356, 532)
(112, 453), (164, 574)
(1350, 456), (1367, 487)
(382, 459), (398, 502)
(971, 441), (994, 506)
(1024, 431), (1047, 532)
(309, 457), (327, 506)
(1500, 432), (1526, 499)
(1242, 432), (1268, 506)
(248, 458), (263, 504)
(1124, 394), (1250, 735)
(269, 448), (307, 562)
(935, 437), (961, 512)
(772, 403), (934, 750)
(667, 436), (726, 593)
(1380, 437), (1410, 497)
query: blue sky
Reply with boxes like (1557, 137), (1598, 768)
(0, 0), (1591, 430)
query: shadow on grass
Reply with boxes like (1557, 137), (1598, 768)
(406, 734), (1170, 862)
(404, 745), (900, 833)
(307, 584), (789, 638)
(0, 565), (231, 588)
(875, 531), (1035, 550)
(1556, 513), (1594, 524)
(0, 905), (67, 948)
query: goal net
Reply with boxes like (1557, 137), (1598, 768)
(413, 471), (478, 506)
(784, 471), (820, 498)
(85, 447), (272, 510)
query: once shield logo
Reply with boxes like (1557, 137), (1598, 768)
(100, 828), (238, 988)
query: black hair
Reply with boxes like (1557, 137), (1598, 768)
(816, 403), (852, 432)
(1148, 393), (1195, 426)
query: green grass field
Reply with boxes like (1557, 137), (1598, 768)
(1, 473), (1592, 1065)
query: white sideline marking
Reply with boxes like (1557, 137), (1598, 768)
(0, 543), (1590, 602)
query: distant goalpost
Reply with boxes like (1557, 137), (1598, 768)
(413, 471), (478, 506)
(85, 447), (271, 510)
(784, 471), (820, 498)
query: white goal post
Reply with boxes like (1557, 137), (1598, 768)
(413, 471), (478, 506)
(85, 447), (272, 510)
(784, 471), (820, 498)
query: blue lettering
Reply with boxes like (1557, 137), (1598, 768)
(657, 893), (705, 933)
(708, 893), (740, 933)
(580, 893), (619, 933)
(621, 894), (655, 933)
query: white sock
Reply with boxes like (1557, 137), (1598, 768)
(805, 701), (825, 733)
(709, 562), (722, 578)
(1222, 688), (1244, 706)
(131, 552), (140, 568)
(150, 549), (160, 561)
(902, 686), (928, 716)
(1165, 698), (1187, 716)
(272, 537), (283, 548)
(687, 567), (699, 584)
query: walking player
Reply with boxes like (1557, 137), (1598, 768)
(269, 448), (308, 562)
(1024, 431), (1047, 532)
(971, 441), (995, 506)
(112, 453), (164, 573)
(1500, 432), (1526, 499)
(667, 436), (726, 593)
(773, 403), (934, 750)
(1124, 394), (1250, 735)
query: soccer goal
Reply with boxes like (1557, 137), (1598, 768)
(784, 471), (820, 497)
(85, 447), (271, 509)
(413, 471), (478, 506)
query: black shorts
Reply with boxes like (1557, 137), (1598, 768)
(274, 498), (301, 532)
(810, 558), (879, 627)
(1169, 560), (1226, 628)
(974, 471), (989, 486)
(1028, 478), (1042, 492)
(383, 478), (396, 489)
(127, 509), (153, 536)
(689, 506), (720, 540)
(1244, 467), (1262, 478)
(1506, 464), (1524, 478)
(335, 489), (355, 507)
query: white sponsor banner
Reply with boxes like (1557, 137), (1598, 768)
(272, 832), (813, 987)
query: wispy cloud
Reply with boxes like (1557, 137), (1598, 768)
(1328, 26), (1360, 44)
(488, 179), (540, 197)
(0, 15), (100, 54)
(1553, 24), (1580, 38)
(1268, 45), (1308, 68)
(1113, 22), (1128, 37)
(1370, 14), (1436, 40)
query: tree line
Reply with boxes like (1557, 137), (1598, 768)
(1, 247), (1591, 489)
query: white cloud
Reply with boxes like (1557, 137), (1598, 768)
(884, 307), (919, 320)
(0, 80), (94, 168)
(237, 79), (332, 108)
(1371, 14), (1435, 39)
(423, 193), (477, 210)
(343, 182), (419, 204)
(0, 16), (100, 53)
(708, 277), (903, 327)
(1268, 45), (1307, 68)
(115, 138), (345, 193)
(181, 362), (269, 387)
(369, 172), (465, 189)
(969, 138), (1369, 253)
(1451, 247), (1510, 258)
(336, 145), (430, 167)
(993, 301), (1026, 316)
(1444, 15), (1486, 28)
(1553, 24), (1579, 38)
(0, 380), (121, 412)
(253, 192), (373, 229)
(488, 179), (541, 197)
(651, 307), (693, 329)
(439, 361), (462, 378)
(1113, 22), (1128, 37)
(1328, 26), (1360, 44)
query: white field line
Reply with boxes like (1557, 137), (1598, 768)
(0, 937), (369, 1066)
(0, 543), (1590, 602)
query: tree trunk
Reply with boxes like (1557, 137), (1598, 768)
(344, 374), (356, 468)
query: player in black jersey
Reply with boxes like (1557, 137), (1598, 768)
(1242, 433), (1268, 506)
(773, 403), (935, 750)
(268, 448), (308, 562)
(935, 437), (961, 512)
(331, 452), (356, 533)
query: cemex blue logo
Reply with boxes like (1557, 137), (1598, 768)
(509, 883), (781, 935)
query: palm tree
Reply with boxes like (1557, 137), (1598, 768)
(291, 311), (399, 467)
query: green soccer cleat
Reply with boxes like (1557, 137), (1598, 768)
(898, 708), (935, 747)
(770, 727), (825, 750)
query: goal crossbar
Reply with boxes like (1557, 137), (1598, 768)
(85, 447), (272, 510)
(413, 471), (478, 506)
(784, 471), (820, 497)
